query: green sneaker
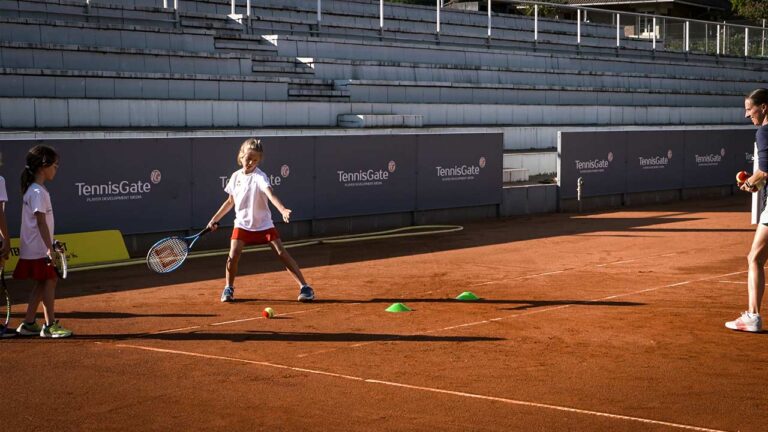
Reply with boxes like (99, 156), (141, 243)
(16, 321), (42, 336)
(40, 320), (72, 338)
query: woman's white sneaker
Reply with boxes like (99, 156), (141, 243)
(725, 312), (762, 332)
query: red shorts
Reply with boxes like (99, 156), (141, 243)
(231, 227), (280, 246)
(13, 258), (58, 281)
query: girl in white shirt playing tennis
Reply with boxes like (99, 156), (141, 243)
(207, 138), (314, 303)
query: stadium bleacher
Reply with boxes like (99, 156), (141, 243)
(0, 0), (767, 181)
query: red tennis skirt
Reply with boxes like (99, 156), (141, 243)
(231, 227), (280, 246)
(13, 258), (57, 281)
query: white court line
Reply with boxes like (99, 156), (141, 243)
(152, 326), (201, 335)
(113, 343), (729, 432)
(717, 281), (747, 285)
(145, 308), (325, 336)
(210, 308), (323, 326)
(595, 252), (680, 268)
(470, 270), (565, 287)
(595, 259), (640, 267)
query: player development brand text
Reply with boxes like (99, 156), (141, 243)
(638, 155), (669, 169)
(694, 154), (722, 167)
(575, 159), (610, 173)
(435, 164), (481, 181)
(337, 167), (391, 187)
(76, 180), (152, 202)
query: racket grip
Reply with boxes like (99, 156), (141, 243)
(201, 222), (219, 236)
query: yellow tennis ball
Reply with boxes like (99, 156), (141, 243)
(262, 307), (275, 319)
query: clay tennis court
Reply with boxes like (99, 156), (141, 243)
(2, 195), (765, 432)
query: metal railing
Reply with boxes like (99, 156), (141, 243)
(80, 0), (766, 58)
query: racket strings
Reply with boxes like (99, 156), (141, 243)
(147, 238), (188, 273)
(53, 252), (68, 278)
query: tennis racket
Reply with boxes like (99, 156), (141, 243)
(0, 267), (11, 338)
(46, 241), (68, 279)
(146, 225), (215, 274)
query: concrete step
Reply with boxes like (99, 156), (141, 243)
(289, 88), (349, 98)
(181, 15), (243, 31)
(214, 38), (278, 55)
(337, 114), (422, 128)
(253, 65), (315, 77)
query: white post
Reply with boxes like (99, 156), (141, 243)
(762, 19), (766, 57)
(534, 4), (538, 41)
(231, 0), (235, 15)
(716, 24), (720, 55)
(163, 0), (167, 8)
(379, 0), (384, 31)
(317, 0), (322, 25)
(652, 17), (656, 50)
(577, 9), (581, 44)
(615, 13), (620, 47)
(723, 22), (727, 55)
(745, 27), (749, 57)
(487, 0), (491, 38)
(685, 20), (689, 52)
(436, 0), (440, 35)
(174, 0), (178, 11)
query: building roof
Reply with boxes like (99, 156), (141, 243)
(564, 0), (730, 10)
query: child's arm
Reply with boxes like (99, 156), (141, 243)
(0, 203), (10, 261)
(35, 211), (53, 256)
(207, 196), (234, 230)
(264, 187), (291, 223)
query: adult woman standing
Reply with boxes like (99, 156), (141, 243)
(727, 88), (768, 333)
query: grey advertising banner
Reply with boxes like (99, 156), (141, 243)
(62, 138), (193, 235)
(682, 131), (735, 188)
(0, 133), (503, 236)
(190, 136), (315, 228)
(625, 132), (684, 193)
(0, 138), (193, 236)
(558, 131), (627, 199)
(416, 133), (502, 210)
(313, 135), (417, 219)
(560, 129), (758, 199)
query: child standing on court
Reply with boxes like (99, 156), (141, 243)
(14, 145), (72, 338)
(207, 138), (315, 303)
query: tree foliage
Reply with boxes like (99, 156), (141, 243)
(731, 0), (768, 23)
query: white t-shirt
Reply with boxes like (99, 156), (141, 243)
(0, 177), (8, 203)
(224, 168), (274, 231)
(19, 183), (54, 260)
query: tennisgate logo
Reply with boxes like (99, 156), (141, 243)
(336, 160), (396, 187)
(219, 165), (290, 189)
(434, 157), (486, 182)
(75, 170), (159, 202)
(638, 149), (672, 170)
(694, 148), (726, 167)
(575, 152), (613, 174)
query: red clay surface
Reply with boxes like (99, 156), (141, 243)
(2, 196), (766, 432)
